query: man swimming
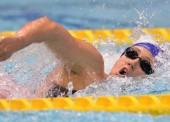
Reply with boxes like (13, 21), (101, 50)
(0, 17), (160, 98)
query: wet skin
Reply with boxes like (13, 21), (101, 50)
(109, 46), (155, 77)
(0, 17), (155, 97)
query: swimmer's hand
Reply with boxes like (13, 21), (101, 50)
(0, 35), (23, 61)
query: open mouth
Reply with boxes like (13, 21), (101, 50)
(117, 68), (127, 77)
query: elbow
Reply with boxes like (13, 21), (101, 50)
(37, 16), (59, 36)
(39, 16), (54, 25)
(42, 16), (51, 21)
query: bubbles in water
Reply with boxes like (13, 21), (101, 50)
(154, 41), (170, 76)
(132, 30), (159, 45)
(0, 43), (59, 99)
(0, 29), (170, 99)
(73, 76), (130, 97)
(135, 10), (149, 27)
(67, 81), (74, 96)
(73, 30), (170, 97)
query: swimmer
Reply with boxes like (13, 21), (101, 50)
(0, 17), (160, 98)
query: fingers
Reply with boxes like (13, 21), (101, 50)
(0, 53), (12, 62)
(0, 36), (7, 50)
(0, 37), (4, 47)
(0, 47), (12, 61)
(0, 48), (7, 57)
(0, 36), (12, 61)
(0, 37), (7, 57)
(0, 50), (5, 57)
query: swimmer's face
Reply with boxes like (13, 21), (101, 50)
(109, 46), (155, 77)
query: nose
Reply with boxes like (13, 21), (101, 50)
(128, 58), (140, 70)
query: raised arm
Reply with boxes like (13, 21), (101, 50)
(0, 17), (104, 74)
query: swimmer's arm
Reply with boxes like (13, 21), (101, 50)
(0, 17), (73, 53)
(0, 17), (104, 76)
(0, 17), (58, 60)
(0, 17), (71, 60)
(41, 18), (104, 76)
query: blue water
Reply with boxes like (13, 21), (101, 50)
(0, 110), (170, 122)
(0, 0), (170, 122)
(0, 0), (170, 31)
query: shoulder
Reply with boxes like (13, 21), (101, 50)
(72, 39), (104, 73)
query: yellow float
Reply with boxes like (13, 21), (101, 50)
(0, 29), (170, 115)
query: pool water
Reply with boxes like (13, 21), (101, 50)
(74, 36), (170, 97)
(0, 0), (170, 122)
(0, 0), (170, 30)
(0, 34), (170, 98)
(0, 34), (170, 121)
(0, 110), (170, 122)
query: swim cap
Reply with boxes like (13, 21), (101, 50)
(133, 42), (160, 57)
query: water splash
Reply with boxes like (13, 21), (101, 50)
(0, 43), (59, 99)
(73, 32), (170, 97)
(67, 81), (74, 96)
(0, 73), (35, 99)
(0, 30), (170, 99)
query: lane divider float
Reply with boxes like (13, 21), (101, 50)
(0, 94), (169, 115)
(0, 29), (170, 115)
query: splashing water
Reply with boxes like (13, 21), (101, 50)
(0, 30), (170, 99)
(73, 31), (170, 97)
(0, 43), (59, 99)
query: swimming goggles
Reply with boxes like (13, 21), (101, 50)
(124, 48), (154, 75)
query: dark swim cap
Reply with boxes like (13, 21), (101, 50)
(133, 42), (160, 57)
